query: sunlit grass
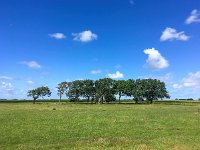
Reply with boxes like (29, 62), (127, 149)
(0, 102), (200, 149)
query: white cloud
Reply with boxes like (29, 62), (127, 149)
(26, 80), (34, 85)
(129, 0), (134, 5)
(172, 84), (183, 89)
(48, 33), (66, 39)
(185, 9), (200, 24)
(171, 71), (200, 99)
(0, 82), (26, 99)
(1, 82), (14, 91)
(72, 30), (97, 42)
(160, 27), (190, 41)
(0, 76), (13, 80)
(20, 61), (41, 69)
(173, 71), (200, 89)
(107, 71), (124, 79)
(91, 70), (102, 75)
(144, 48), (169, 70)
(182, 71), (200, 87)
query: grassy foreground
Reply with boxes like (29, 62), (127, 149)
(0, 102), (200, 150)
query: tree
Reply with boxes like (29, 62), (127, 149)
(56, 81), (69, 103)
(27, 86), (51, 104)
(113, 80), (127, 103)
(142, 79), (170, 104)
(133, 79), (144, 104)
(67, 80), (83, 102)
(95, 78), (115, 103)
(81, 79), (95, 103)
(124, 79), (135, 99)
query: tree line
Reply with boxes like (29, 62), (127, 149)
(27, 78), (170, 104)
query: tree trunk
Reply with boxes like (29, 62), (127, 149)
(98, 97), (101, 104)
(87, 96), (90, 103)
(98, 96), (103, 104)
(59, 95), (61, 103)
(119, 95), (121, 104)
(33, 98), (36, 104)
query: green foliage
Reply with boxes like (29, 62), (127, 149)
(141, 79), (170, 103)
(27, 86), (51, 104)
(124, 79), (135, 97)
(113, 80), (127, 103)
(81, 79), (95, 102)
(29, 78), (170, 104)
(67, 80), (83, 102)
(95, 78), (115, 103)
(59, 78), (170, 104)
(132, 79), (143, 103)
(56, 81), (69, 103)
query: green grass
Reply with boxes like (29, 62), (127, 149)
(0, 102), (200, 150)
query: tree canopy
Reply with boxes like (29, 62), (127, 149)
(28, 78), (170, 104)
(27, 86), (52, 104)
(62, 78), (169, 104)
(56, 81), (69, 103)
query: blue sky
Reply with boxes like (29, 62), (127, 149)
(0, 0), (200, 99)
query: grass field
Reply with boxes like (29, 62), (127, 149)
(0, 102), (200, 150)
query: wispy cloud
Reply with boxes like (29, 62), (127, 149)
(48, 33), (66, 39)
(144, 48), (169, 70)
(26, 80), (34, 85)
(0, 82), (25, 99)
(0, 76), (13, 80)
(20, 61), (42, 69)
(91, 70), (102, 75)
(107, 71), (124, 79)
(72, 30), (97, 42)
(173, 71), (200, 89)
(185, 9), (200, 24)
(160, 27), (190, 41)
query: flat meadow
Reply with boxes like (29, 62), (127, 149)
(0, 101), (200, 150)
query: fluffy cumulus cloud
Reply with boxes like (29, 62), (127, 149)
(0, 76), (13, 80)
(48, 33), (66, 39)
(160, 27), (190, 41)
(91, 70), (102, 75)
(173, 71), (200, 89)
(107, 71), (124, 79)
(185, 9), (200, 24)
(72, 30), (97, 42)
(20, 61), (41, 69)
(144, 48), (169, 70)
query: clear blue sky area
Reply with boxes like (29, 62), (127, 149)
(0, 0), (200, 99)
